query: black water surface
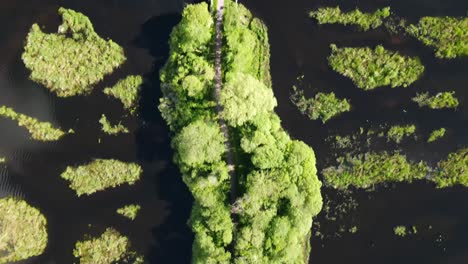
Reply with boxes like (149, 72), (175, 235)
(242, 0), (468, 263)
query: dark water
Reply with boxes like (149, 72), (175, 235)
(1, 0), (468, 263)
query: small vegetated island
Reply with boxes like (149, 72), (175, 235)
(386, 124), (416, 143)
(159, 1), (323, 263)
(60, 159), (142, 196)
(0, 197), (48, 264)
(407, 16), (468, 59)
(309, 6), (390, 31)
(103, 75), (143, 115)
(328, 44), (424, 90)
(99, 114), (129, 135)
(428, 128), (446, 143)
(412, 92), (459, 109)
(22, 8), (126, 97)
(117, 204), (141, 220)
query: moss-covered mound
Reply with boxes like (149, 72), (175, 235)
(328, 44), (424, 90)
(60, 159), (142, 196)
(407, 17), (468, 58)
(309, 6), (390, 31)
(412, 92), (459, 109)
(22, 8), (126, 97)
(103, 75), (143, 115)
(0, 198), (48, 264)
(0, 106), (68, 141)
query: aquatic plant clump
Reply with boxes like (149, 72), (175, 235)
(412, 92), (459, 109)
(22, 8), (126, 97)
(0, 198), (48, 264)
(407, 17), (468, 58)
(60, 159), (142, 196)
(0, 106), (68, 141)
(309, 6), (390, 31)
(322, 152), (429, 189)
(73, 228), (142, 264)
(433, 148), (468, 188)
(291, 86), (351, 123)
(387, 124), (416, 143)
(103, 75), (143, 115)
(328, 44), (425, 90)
(394, 226), (407, 237)
(428, 128), (446, 143)
(99, 114), (129, 135)
(116, 204), (141, 220)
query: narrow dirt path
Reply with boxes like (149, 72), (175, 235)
(213, 0), (236, 205)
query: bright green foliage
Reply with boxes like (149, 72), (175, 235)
(117, 204), (141, 220)
(309, 6), (391, 31)
(60, 159), (142, 196)
(103, 75), (143, 115)
(433, 148), (468, 188)
(322, 152), (429, 189)
(393, 226), (407, 237)
(0, 106), (68, 141)
(173, 120), (226, 167)
(99, 114), (129, 135)
(291, 86), (351, 123)
(407, 17), (468, 58)
(73, 228), (142, 264)
(387, 124), (416, 143)
(412, 92), (459, 109)
(328, 44), (425, 90)
(22, 8), (126, 97)
(428, 128), (446, 143)
(0, 157), (5, 163)
(0, 198), (48, 264)
(220, 72), (277, 127)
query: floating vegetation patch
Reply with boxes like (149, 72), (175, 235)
(0, 198), (48, 264)
(309, 6), (390, 31)
(322, 152), (429, 189)
(103, 75), (143, 115)
(60, 159), (142, 196)
(99, 114), (129, 135)
(0, 157), (5, 163)
(387, 124), (416, 143)
(116, 204), (141, 220)
(407, 17), (468, 58)
(291, 86), (351, 123)
(412, 92), (459, 109)
(433, 148), (468, 188)
(73, 228), (142, 264)
(428, 128), (446, 143)
(393, 226), (407, 237)
(22, 8), (126, 97)
(328, 44), (425, 90)
(0, 106), (69, 141)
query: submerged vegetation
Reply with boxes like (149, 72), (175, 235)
(99, 114), (129, 135)
(291, 86), (351, 123)
(387, 124), (416, 143)
(73, 228), (142, 264)
(103, 75), (143, 115)
(407, 17), (468, 58)
(159, 1), (322, 263)
(428, 128), (446, 143)
(0, 198), (48, 264)
(0, 106), (69, 141)
(116, 204), (141, 220)
(412, 92), (459, 109)
(60, 159), (142, 196)
(309, 6), (390, 31)
(22, 8), (126, 97)
(328, 45), (424, 90)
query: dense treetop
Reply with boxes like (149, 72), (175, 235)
(22, 8), (126, 97)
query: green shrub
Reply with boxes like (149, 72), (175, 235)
(407, 17), (468, 58)
(60, 159), (142, 196)
(99, 114), (129, 135)
(328, 44), (425, 90)
(309, 6), (390, 31)
(412, 92), (459, 109)
(433, 148), (468, 187)
(0, 106), (68, 141)
(116, 204), (141, 220)
(291, 86), (351, 123)
(103, 75), (143, 115)
(387, 124), (416, 143)
(0, 198), (48, 264)
(428, 128), (446, 143)
(22, 8), (126, 97)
